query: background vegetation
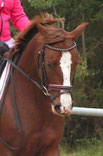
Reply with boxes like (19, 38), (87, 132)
(13, 0), (103, 154)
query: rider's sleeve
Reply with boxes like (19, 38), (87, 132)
(10, 0), (30, 32)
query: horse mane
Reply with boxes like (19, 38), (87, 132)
(10, 13), (65, 55)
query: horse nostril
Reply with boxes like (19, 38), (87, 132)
(54, 104), (60, 113)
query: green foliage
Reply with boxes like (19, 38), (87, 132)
(61, 138), (103, 156)
(28, 0), (56, 9)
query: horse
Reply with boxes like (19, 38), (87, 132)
(0, 13), (88, 156)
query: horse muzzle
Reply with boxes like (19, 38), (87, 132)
(51, 92), (73, 116)
(47, 84), (73, 116)
(51, 103), (72, 116)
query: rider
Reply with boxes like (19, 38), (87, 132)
(0, 0), (30, 76)
(0, 0), (30, 50)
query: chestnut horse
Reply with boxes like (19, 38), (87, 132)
(0, 13), (88, 156)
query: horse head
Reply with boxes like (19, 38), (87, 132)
(34, 14), (88, 116)
(10, 13), (88, 116)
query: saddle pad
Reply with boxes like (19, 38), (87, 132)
(0, 62), (10, 100)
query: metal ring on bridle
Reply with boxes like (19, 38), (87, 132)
(42, 86), (51, 96)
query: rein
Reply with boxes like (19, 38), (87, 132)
(0, 42), (76, 150)
(0, 53), (23, 150)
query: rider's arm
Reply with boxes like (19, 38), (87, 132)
(10, 0), (30, 32)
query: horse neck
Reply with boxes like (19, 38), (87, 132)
(14, 35), (50, 103)
(17, 35), (41, 82)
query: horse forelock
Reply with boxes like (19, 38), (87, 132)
(35, 13), (65, 44)
(10, 13), (65, 55)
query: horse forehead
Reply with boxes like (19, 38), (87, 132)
(60, 52), (72, 67)
(60, 52), (72, 84)
(45, 50), (61, 61)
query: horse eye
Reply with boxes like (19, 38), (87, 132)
(47, 63), (53, 68)
(47, 63), (56, 68)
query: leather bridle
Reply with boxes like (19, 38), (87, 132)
(37, 42), (77, 101)
(2, 42), (77, 100)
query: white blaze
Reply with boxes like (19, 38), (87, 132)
(60, 52), (72, 110)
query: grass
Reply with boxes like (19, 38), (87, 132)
(60, 139), (103, 156)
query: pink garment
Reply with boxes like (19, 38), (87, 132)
(0, 0), (30, 41)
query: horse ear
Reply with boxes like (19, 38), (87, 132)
(37, 24), (48, 36)
(69, 23), (89, 40)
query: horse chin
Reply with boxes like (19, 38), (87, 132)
(51, 104), (71, 116)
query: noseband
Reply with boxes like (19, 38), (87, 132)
(37, 42), (77, 100)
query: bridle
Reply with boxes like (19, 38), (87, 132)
(2, 42), (77, 102)
(0, 41), (77, 150)
(37, 42), (77, 101)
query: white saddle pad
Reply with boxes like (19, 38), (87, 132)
(0, 62), (10, 100)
